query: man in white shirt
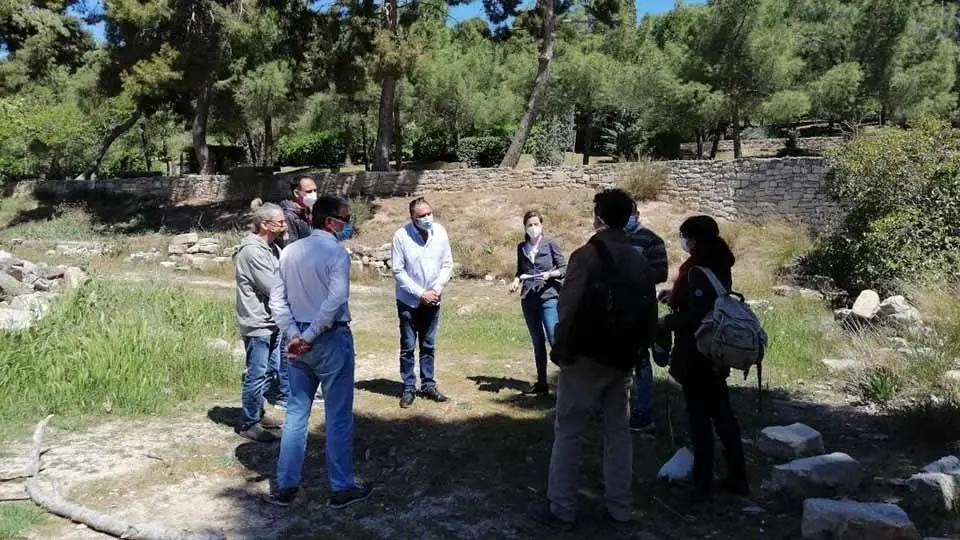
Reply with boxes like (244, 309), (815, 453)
(392, 197), (455, 408)
(265, 195), (373, 509)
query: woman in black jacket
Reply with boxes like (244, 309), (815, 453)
(661, 215), (748, 502)
(509, 211), (566, 396)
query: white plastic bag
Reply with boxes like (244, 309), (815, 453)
(658, 447), (695, 483)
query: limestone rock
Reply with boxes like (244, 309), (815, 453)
(167, 243), (188, 255)
(172, 232), (199, 245)
(658, 447), (694, 483)
(908, 473), (957, 512)
(823, 358), (864, 373)
(758, 423), (825, 460)
(770, 453), (864, 496)
(879, 295), (922, 327)
(852, 290), (881, 319)
(63, 267), (89, 290)
(801, 498), (919, 540)
(10, 293), (54, 319)
(0, 272), (33, 298)
(774, 285), (824, 301)
(0, 307), (37, 330)
(922, 456), (960, 474)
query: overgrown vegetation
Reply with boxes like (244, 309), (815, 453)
(615, 160), (668, 203)
(807, 119), (960, 295)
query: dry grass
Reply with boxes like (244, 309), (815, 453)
(615, 159), (669, 202)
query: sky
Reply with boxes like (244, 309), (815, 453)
(71, 0), (706, 44)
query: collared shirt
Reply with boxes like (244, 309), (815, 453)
(392, 221), (455, 308)
(269, 229), (351, 343)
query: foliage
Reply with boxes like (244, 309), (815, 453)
(456, 136), (510, 168)
(615, 159), (667, 202)
(524, 114), (575, 166)
(807, 118), (960, 294)
(276, 131), (344, 168)
(855, 366), (900, 405)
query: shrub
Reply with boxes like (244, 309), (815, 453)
(804, 118), (960, 294)
(855, 366), (901, 405)
(616, 160), (668, 202)
(525, 115), (575, 166)
(276, 131), (344, 168)
(456, 137), (509, 168)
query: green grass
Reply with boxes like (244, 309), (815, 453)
(0, 279), (237, 441)
(438, 306), (529, 359)
(757, 297), (842, 389)
(0, 502), (45, 540)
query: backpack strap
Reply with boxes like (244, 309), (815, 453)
(589, 237), (618, 281)
(694, 266), (728, 296)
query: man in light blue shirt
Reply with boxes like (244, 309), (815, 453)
(392, 197), (455, 408)
(265, 195), (373, 509)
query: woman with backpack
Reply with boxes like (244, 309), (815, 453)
(661, 215), (749, 503)
(509, 210), (566, 396)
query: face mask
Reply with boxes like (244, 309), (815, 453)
(303, 192), (318, 208)
(680, 236), (691, 253)
(624, 215), (639, 233)
(416, 215), (433, 231)
(526, 225), (542, 239)
(272, 224), (287, 235)
(335, 221), (354, 242)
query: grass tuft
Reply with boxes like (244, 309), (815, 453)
(0, 502), (46, 540)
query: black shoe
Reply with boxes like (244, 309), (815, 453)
(263, 487), (298, 507)
(596, 507), (635, 530)
(522, 382), (549, 396)
(237, 423), (279, 443)
(329, 483), (374, 509)
(420, 386), (449, 403)
(400, 390), (416, 408)
(528, 502), (574, 531)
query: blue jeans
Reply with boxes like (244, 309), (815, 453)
(521, 296), (558, 385)
(276, 325), (357, 493)
(632, 351), (654, 424)
(398, 301), (441, 392)
(241, 333), (282, 431)
(275, 335), (290, 404)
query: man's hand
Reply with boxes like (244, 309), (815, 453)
(286, 337), (312, 358)
(421, 289), (440, 305)
(657, 289), (672, 303)
(508, 278), (520, 294)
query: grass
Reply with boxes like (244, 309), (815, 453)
(0, 503), (45, 540)
(615, 159), (669, 202)
(757, 297), (841, 389)
(0, 279), (238, 441)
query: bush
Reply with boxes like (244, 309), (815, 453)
(276, 131), (344, 168)
(525, 115), (575, 166)
(616, 160), (668, 202)
(805, 118), (960, 294)
(457, 137), (509, 168)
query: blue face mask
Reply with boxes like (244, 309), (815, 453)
(416, 216), (433, 231)
(335, 221), (353, 241)
(624, 215), (639, 233)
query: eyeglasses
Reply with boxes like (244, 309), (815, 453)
(329, 215), (352, 224)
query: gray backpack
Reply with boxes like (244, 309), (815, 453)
(694, 267), (768, 375)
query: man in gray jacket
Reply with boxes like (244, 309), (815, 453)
(234, 200), (287, 443)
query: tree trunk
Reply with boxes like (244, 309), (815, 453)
(732, 101), (742, 159)
(139, 122), (151, 172)
(695, 129), (704, 159)
(79, 107), (143, 180)
(372, 0), (398, 172)
(581, 109), (592, 166)
(394, 83), (402, 170)
(243, 129), (259, 166)
(709, 123), (723, 159)
(361, 118), (369, 171)
(193, 82), (213, 174)
(344, 119), (354, 167)
(263, 114), (273, 167)
(499, 0), (556, 168)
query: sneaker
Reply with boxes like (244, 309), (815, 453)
(263, 487), (298, 507)
(527, 502), (574, 532)
(328, 483), (374, 509)
(522, 382), (549, 396)
(237, 423), (279, 443)
(420, 386), (449, 403)
(400, 390), (416, 408)
(629, 417), (655, 434)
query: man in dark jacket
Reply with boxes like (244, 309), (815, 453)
(278, 175), (317, 247)
(624, 202), (669, 433)
(530, 189), (658, 530)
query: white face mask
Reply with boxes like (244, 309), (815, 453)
(526, 225), (542, 239)
(680, 236), (691, 254)
(303, 192), (318, 208)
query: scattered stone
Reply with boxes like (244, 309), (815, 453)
(456, 304), (477, 316)
(206, 338), (244, 359)
(822, 358), (864, 373)
(801, 498), (919, 540)
(0, 307), (36, 330)
(759, 423), (825, 460)
(484, 274), (495, 281)
(658, 447), (694, 483)
(42, 266), (66, 280)
(921, 456), (960, 474)
(880, 296), (922, 326)
(128, 250), (161, 262)
(852, 290), (881, 319)
(908, 473), (957, 512)
(63, 267), (89, 290)
(9, 293), (54, 319)
(0, 272), (33, 298)
(770, 452), (864, 496)
(159, 261), (176, 269)
(187, 239), (220, 255)
(167, 243), (188, 255)
(171, 232), (199, 246)
(774, 285), (825, 300)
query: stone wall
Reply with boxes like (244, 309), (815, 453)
(14, 157), (836, 227)
(680, 137), (844, 156)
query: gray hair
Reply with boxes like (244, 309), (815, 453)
(249, 198), (283, 232)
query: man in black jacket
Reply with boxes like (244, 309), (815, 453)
(278, 175), (317, 247)
(530, 189), (658, 530)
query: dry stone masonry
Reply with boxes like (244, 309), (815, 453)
(0, 251), (88, 330)
(18, 157), (836, 228)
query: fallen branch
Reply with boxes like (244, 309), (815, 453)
(23, 415), (224, 540)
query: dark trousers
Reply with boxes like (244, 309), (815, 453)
(682, 374), (747, 491)
(398, 301), (441, 391)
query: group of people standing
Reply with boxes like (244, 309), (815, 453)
(233, 174), (749, 523)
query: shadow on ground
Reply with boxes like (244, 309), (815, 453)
(205, 378), (960, 540)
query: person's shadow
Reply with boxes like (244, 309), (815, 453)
(467, 375), (529, 393)
(355, 378), (404, 397)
